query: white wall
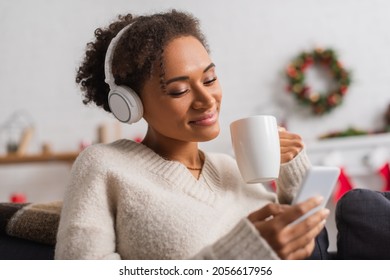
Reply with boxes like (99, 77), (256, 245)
(1, 0), (389, 154)
(1, 0), (390, 250)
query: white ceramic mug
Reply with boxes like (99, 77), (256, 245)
(230, 115), (280, 183)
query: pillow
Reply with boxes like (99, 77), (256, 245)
(0, 201), (61, 245)
(336, 189), (390, 259)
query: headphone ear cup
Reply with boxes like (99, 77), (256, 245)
(108, 86), (143, 124)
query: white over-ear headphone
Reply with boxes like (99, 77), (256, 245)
(104, 23), (143, 124)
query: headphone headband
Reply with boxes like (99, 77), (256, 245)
(104, 23), (135, 87)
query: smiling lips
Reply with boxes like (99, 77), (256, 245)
(190, 111), (218, 126)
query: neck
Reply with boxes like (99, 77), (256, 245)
(141, 129), (203, 169)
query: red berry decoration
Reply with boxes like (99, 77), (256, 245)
(11, 192), (27, 203)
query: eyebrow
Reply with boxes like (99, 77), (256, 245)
(165, 63), (216, 85)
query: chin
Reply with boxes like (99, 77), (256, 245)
(197, 127), (220, 142)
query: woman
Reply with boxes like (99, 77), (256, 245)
(55, 10), (328, 260)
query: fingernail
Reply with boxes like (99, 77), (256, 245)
(323, 208), (330, 216)
(315, 196), (324, 203)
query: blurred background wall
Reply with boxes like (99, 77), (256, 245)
(1, 0), (390, 251)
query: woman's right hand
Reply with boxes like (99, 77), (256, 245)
(247, 197), (329, 260)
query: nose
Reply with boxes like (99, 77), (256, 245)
(191, 85), (216, 110)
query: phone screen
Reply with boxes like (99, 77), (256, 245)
(290, 166), (340, 225)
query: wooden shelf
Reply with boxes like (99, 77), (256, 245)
(0, 151), (79, 165)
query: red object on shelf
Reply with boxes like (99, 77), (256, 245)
(379, 162), (390, 192)
(270, 180), (277, 192)
(333, 167), (354, 203)
(10, 193), (27, 203)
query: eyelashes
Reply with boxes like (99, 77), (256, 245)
(168, 89), (189, 97)
(204, 77), (217, 85)
(167, 76), (218, 97)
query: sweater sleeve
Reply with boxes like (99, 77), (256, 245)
(55, 146), (121, 260)
(187, 153), (280, 260)
(191, 218), (279, 260)
(276, 148), (312, 204)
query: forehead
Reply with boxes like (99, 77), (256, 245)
(162, 36), (212, 76)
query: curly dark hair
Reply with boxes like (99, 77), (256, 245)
(75, 10), (209, 112)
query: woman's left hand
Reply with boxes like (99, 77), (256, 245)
(279, 127), (304, 164)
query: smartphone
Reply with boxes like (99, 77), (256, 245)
(290, 166), (340, 225)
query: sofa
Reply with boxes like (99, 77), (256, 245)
(335, 188), (390, 259)
(0, 201), (59, 260)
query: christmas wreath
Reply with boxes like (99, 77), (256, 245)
(286, 48), (351, 115)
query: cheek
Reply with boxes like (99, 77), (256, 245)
(217, 91), (223, 103)
(143, 97), (190, 124)
(213, 83), (223, 104)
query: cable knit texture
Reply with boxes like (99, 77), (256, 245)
(276, 149), (312, 204)
(55, 139), (310, 260)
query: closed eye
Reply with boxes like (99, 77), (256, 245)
(168, 89), (189, 97)
(204, 77), (217, 86)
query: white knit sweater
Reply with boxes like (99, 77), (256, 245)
(55, 139), (310, 260)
